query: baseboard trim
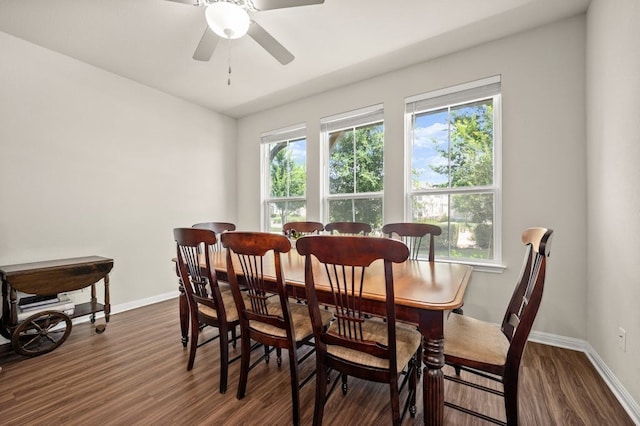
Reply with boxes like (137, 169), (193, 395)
(70, 290), (179, 325)
(530, 330), (640, 424)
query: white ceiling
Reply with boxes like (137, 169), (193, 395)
(0, 0), (590, 118)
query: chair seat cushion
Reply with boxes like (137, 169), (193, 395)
(198, 287), (242, 323)
(444, 313), (509, 367)
(326, 319), (422, 371)
(250, 301), (333, 342)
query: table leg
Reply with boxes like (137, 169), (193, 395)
(419, 310), (445, 426)
(178, 278), (189, 347)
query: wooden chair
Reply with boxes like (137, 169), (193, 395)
(443, 227), (554, 425)
(381, 222), (442, 261)
(296, 235), (421, 426)
(173, 227), (241, 393)
(283, 221), (324, 238)
(324, 221), (372, 235)
(220, 231), (333, 426)
(192, 222), (236, 252)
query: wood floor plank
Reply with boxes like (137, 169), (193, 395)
(0, 299), (634, 425)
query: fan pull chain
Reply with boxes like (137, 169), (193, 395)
(227, 38), (232, 86)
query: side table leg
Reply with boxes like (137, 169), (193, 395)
(104, 274), (111, 323)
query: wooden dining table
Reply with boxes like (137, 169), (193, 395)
(176, 247), (472, 425)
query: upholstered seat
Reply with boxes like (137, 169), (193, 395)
(325, 319), (421, 371)
(249, 302), (332, 340)
(445, 313), (509, 367)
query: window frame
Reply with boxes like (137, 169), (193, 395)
(405, 76), (503, 269)
(320, 104), (385, 229)
(260, 123), (307, 233)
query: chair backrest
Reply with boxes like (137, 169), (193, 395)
(174, 227), (229, 321)
(282, 221), (324, 238)
(381, 222), (442, 261)
(192, 222), (236, 252)
(324, 221), (372, 236)
(220, 232), (293, 336)
(296, 235), (409, 370)
(501, 227), (553, 366)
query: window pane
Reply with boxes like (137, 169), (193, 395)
(411, 100), (494, 190)
(411, 193), (493, 260)
(328, 129), (354, 194)
(269, 139), (306, 198)
(267, 200), (307, 233)
(411, 109), (449, 190)
(328, 197), (383, 230)
(449, 100), (494, 188)
(328, 123), (384, 195)
(354, 123), (384, 193)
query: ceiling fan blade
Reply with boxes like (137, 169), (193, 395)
(247, 21), (294, 65)
(165, 0), (199, 5)
(193, 27), (219, 61)
(251, 0), (324, 11)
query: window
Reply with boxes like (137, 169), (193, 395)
(261, 124), (307, 233)
(406, 76), (502, 264)
(321, 105), (384, 231)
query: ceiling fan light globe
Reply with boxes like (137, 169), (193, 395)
(205, 2), (250, 40)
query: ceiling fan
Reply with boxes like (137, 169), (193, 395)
(167, 0), (325, 65)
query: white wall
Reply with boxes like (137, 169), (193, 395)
(0, 33), (237, 311)
(237, 16), (588, 339)
(586, 0), (640, 404)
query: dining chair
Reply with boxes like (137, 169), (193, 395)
(381, 222), (442, 261)
(283, 221), (324, 238)
(173, 227), (241, 393)
(176, 222), (237, 344)
(192, 221), (236, 252)
(296, 235), (421, 426)
(324, 221), (372, 236)
(443, 227), (554, 425)
(220, 231), (333, 426)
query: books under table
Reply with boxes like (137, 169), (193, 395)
(17, 293), (75, 321)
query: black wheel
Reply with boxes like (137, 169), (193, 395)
(12, 311), (72, 357)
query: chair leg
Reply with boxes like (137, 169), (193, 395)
(409, 353), (417, 417)
(237, 332), (251, 399)
(231, 325), (237, 348)
(218, 325), (229, 394)
(187, 316), (200, 371)
(389, 374), (401, 426)
(288, 347), (301, 426)
(277, 347), (282, 367)
(341, 373), (348, 395)
(264, 344), (270, 363)
(416, 341), (423, 379)
(503, 373), (519, 426)
(313, 364), (328, 426)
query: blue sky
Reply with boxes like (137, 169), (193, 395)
(412, 111), (449, 188)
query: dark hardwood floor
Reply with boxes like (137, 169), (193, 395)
(0, 299), (633, 425)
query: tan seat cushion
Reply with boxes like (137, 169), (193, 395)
(325, 319), (422, 371)
(198, 287), (243, 323)
(444, 313), (509, 367)
(249, 301), (333, 342)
